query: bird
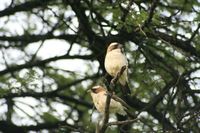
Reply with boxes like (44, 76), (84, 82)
(89, 85), (127, 116)
(104, 42), (131, 94)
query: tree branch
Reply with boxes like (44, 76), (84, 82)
(142, 0), (159, 28)
(188, 23), (200, 43)
(0, 0), (54, 17)
(0, 34), (78, 48)
(0, 54), (93, 76)
(106, 118), (139, 127)
(0, 119), (82, 132)
(146, 30), (200, 59)
(99, 66), (127, 133)
(1, 74), (100, 108)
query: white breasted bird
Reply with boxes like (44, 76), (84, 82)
(104, 42), (131, 95)
(90, 85), (127, 116)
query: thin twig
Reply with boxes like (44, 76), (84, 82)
(110, 65), (127, 87)
(99, 92), (112, 133)
(188, 23), (200, 43)
(142, 0), (159, 28)
(29, 40), (44, 62)
(106, 118), (139, 127)
(135, 0), (158, 32)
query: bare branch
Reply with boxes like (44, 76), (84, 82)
(188, 23), (200, 43)
(106, 118), (139, 127)
(99, 66), (127, 133)
(0, 0), (54, 17)
(142, 0), (159, 28)
(0, 54), (93, 76)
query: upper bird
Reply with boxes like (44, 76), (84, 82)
(104, 42), (131, 95)
(90, 85), (127, 116)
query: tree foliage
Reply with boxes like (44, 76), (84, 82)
(0, 0), (200, 132)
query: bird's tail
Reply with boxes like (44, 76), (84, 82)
(125, 109), (136, 118)
(121, 82), (131, 95)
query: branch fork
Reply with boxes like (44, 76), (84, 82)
(97, 65), (128, 133)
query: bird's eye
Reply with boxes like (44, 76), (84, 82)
(109, 45), (118, 51)
(91, 88), (97, 93)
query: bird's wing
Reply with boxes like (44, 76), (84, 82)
(104, 91), (130, 109)
(111, 94), (131, 109)
(112, 94), (137, 118)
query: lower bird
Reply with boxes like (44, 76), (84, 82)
(90, 85), (129, 116)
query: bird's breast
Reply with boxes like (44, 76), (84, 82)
(105, 51), (128, 76)
(92, 93), (107, 113)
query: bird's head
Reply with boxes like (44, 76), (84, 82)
(90, 85), (106, 94)
(107, 42), (123, 53)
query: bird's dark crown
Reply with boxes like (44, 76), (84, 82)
(91, 86), (105, 93)
(107, 42), (123, 52)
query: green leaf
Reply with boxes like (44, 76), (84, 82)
(41, 112), (59, 123)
